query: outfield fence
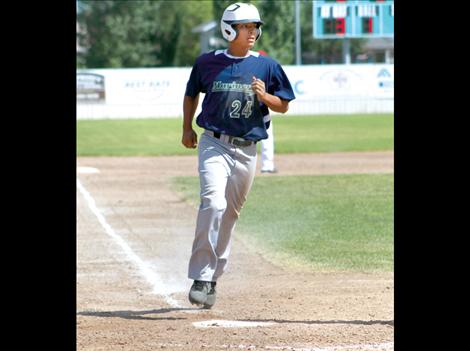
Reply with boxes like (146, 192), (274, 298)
(77, 64), (393, 119)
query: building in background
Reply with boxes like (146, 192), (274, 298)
(359, 38), (394, 64)
(192, 20), (225, 54)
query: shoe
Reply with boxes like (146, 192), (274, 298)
(203, 282), (217, 309)
(189, 280), (216, 307)
(261, 168), (278, 173)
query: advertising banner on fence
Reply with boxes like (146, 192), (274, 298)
(283, 64), (394, 114)
(77, 64), (393, 119)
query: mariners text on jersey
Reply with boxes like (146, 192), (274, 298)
(185, 49), (295, 142)
(212, 81), (253, 94)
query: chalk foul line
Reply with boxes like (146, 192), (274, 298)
(77, 178), (181, 308)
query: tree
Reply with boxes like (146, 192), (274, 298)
(254, 0), (295, 64)
(76, 0), (368, 68)
(173, 1), (214, 66)
(77, 0), (213, 68)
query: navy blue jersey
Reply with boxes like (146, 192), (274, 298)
(185, 50), (295, 141)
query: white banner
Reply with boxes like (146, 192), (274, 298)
(283, 64), (394, 115)
(77, 64), (393, 119)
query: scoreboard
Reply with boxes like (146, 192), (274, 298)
(313, 0), (394, 39)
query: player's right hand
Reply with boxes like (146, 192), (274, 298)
(182, 129), (198, 149)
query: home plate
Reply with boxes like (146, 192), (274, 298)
(77, 167), (100, 174)
(193, 320), (275, 328)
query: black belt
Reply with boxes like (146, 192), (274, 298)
(210, 131), (256, 147)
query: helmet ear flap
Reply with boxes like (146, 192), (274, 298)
(221, 20), (238, 41)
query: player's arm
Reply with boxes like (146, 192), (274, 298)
(258, 92), (289, 113)
(252, 76), (289, 113)
(182, 94), (200, 148)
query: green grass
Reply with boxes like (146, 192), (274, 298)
(77, 114), (393, 156)
(172, 173), (394, 272)
(77, 118), (202, 156)
(273, 114), (393, 153)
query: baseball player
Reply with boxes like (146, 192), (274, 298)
(181, 2), (295, 308)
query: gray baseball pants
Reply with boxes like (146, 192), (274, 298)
(188, 131), (257, 282)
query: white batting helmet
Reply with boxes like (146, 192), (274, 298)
(220, 3), (263, 42)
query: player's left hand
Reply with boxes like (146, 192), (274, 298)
(252, 76), (266, 101)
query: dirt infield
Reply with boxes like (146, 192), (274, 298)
(77, 151), (394, 351)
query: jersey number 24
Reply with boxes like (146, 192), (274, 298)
(230, 100), (253, 119)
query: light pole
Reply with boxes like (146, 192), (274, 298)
(295, 0), (301, 65)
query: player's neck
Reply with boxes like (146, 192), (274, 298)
(227, 45), (250, 58)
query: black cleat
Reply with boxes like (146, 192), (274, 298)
(189, 280), (214, 307)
